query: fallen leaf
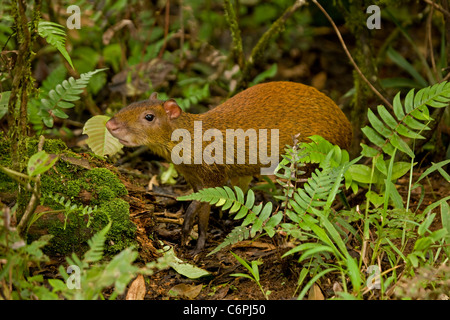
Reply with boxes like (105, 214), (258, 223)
(162, 246), (210, 279)
(168, 283), (203, 300)
(308, 284), (324, 300)
(231, 240), (276, 251)
(126, 274), (146, 300)
(332, 281), (343, 294)
(148, 175), (159, 190)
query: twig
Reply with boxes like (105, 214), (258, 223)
(238, 0), (307, 89)
(158, 0), (171, 59)
(179, 0), (185, 60)
(17, 135), (45, 235)
(155, 217), (184, 225)
(312, 0), (393, 110)
(146, 191), (178, 200)
(423, 0), (450, 20)
(223, 0), (245, 70)
(442, 71), (450, 82)
(426, 4), (438, 80)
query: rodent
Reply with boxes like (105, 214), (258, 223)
(106, 81), (352, 253)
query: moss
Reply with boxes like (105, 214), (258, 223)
(0, 136), (15, 194)
(1, 135), (136, 257)
(43, 139), (68, 154)
(97, 186), (115, 202)
(0, 132), (11, 163)
(84, 168), (128, 201)
(29, 153), (134, 256)
(26, 138), (68, 158)
(91, 198), (137, 254)
(66, 180), (82, 198)
(31, 209), (91, 255)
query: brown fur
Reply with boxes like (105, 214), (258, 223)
(106, 81), (352, 253)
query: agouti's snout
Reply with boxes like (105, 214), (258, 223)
(106, 118), (137, 147)
(106, 118), (119, 133)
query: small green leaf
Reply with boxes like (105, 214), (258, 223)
(377, 105), (397, 129)
(163, 246), (210, 279)
(83, 115), (124, 157)
(235, 186), (244, 204)
(51, 108), (69, 119)
(368, 109), (393, 138)
(244, 189), (255, 208)
(0, 91), (11, 120)
(234, 205), (249, 220)
(27, 151), (59, 177)
(393, 92), (405, 120)
(360, 143), (379, 157)
(390, 134), (414, 158)
(348, 164), (377, 184)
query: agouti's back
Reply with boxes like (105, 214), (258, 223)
(200, 82), (352, 150)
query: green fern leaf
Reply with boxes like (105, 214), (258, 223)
(84, 222), (111, 263)
(363, 82), (450, 159)
(207, 226), (250, 256)
(290, 165), (343, 218)
(38, 20), (74, 69)
(39, 69), (107, 127)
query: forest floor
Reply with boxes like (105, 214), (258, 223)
(104, 157), (449, 300)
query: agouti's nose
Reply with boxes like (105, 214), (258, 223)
(106, 118), (119, 133)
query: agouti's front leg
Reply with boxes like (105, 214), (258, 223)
(181, 200), (211, 253)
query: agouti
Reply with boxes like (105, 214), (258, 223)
(106, 81), (352, 253)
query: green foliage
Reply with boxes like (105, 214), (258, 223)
(179, 186), (280, 254)
(361, 82), (450, 159)
(0, 214), (167, 300)
(82, 115), (123, 157)
(36, 69), (107, 128)
(160, 163), (179, 185)
(27, 150), (59, 177)
(230, 251), (271, 299)
(38, 20), (74, 69)
(40, 192), (98, 229)
(249, 64), (278, 87)
(1, 0), (448, 301)
(180, 81), (449, 299)
(161, 245), (211, 279)
(0, 207), (53, 299)
(178, 82), (211, 111)
(345, 82), (450, 206)
(51, 221), (168, 300)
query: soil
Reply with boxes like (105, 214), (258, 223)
(107, 159), (449, 300)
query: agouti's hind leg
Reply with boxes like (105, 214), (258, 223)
(181, 201), (211, 254)
(182, 200), (200, 245)
(194, 202), (211, 254)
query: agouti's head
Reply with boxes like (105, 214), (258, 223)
(106, 93), (183, 159)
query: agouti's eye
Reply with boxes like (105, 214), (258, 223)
(145, 114), (155, 121)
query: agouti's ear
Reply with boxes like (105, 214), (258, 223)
(149, 92), (158, 100)
(163, 99), (182, 120)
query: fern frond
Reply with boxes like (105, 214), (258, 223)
(44, 192), (98, 228)
(38, 20), (74, 69)
(179, 185), (282, 250)
(289, 164), (345, 219)
(39, 69), (107, 127)
(178, 186), (251, 215)
(207, 226), (250, 256)
(84, 222), (111, 263)
(298, 135), (350, 168)
(362, 82), (450, 158)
